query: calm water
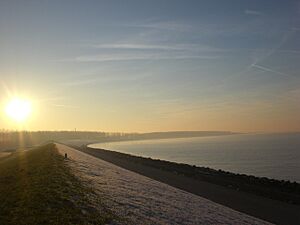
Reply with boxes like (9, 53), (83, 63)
(89, 133), (300, 182)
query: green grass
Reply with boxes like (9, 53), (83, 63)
(0, 143), (115, 225)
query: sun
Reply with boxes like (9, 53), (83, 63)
(5, 98), (32, 122)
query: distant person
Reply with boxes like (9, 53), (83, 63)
(65, 153), (68, 159)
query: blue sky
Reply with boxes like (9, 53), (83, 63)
(0, 0), (299, 132)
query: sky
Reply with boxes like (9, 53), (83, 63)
(0, 0), (300, 132)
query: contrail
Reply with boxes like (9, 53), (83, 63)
(251, 64), (293, 77)
(250, 30), (294, 66)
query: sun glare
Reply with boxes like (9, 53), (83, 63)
(5, 98), (32, 122)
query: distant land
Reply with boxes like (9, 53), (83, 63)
(0, 130), (236, 150)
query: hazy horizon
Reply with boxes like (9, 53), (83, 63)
(0, 129), (299, 135)
(1, 0), (299, 133)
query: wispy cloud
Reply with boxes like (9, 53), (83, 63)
(51, 104), (79, 109)
(240, 48), (300, 54)
(127, 21), (193, 32)
(92, 43), (186, 51)
(65, 52), (219, 63)
(284, 88), (300, 100)
(63, 77), (102, 86)
(91, 43), (227, 52)
(62, 72), (151, 87)
(245, 9), (263, 16)
(37, 96), (67, 102)
(291, 27), (300, 31)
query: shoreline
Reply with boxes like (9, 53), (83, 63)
(71, 144), (300, 225)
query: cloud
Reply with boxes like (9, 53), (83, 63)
(51, 104), (79, 109)
(245, 9), (263, 16)
(63, 77), (102, 86)
(37, 96), (67, 102)
(66, 52), (219, 63)
(126, 20), (245, 37)
(62, 72), (152, 87)
(91, 43), (226, 52)
(285, 88), (300, 100)
(127, 21), (193, 32)
(241, 48), (300, 54)
(92, 43), (187, 51)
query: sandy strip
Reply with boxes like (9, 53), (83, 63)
(56, 143), (271, 225)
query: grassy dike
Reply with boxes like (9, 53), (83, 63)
(0, 143), (115, 225)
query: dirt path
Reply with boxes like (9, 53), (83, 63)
(56, 143), (271, 225)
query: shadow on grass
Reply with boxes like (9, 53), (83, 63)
(0, 143), (117, 225)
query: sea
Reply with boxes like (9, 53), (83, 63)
(89, 133), (300, 182)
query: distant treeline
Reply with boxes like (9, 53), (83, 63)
(0, 130), (234, 150)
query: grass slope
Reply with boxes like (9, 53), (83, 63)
(0, 143), (115, 225)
